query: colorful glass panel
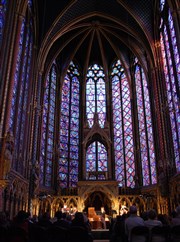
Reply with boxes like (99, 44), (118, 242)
(86, 141), (107, 180)
(160, 0), (165, 11)
(0, 0), (7, 46)
(9, 20), (25, 129)
(9, 15), (33, 173)
(86, 64), (106, 128)
(40, 65), (56, 186)
(134, 60), (156, 185)
(111, 60), (135, 187)
(160, 8), (180, 171)
(59, 61), (80, 188)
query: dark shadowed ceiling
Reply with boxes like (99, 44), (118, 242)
(36, 0), (156, 71)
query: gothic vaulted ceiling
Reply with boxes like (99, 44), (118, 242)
(36, 0), (156, 72)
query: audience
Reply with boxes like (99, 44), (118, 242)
(144, 209), (162, 229)
(157, 213), (171, 226)
(171, 205), (180, 226)
(125, 205), (145, 242)
(11, 210), (29, 233)
(110, 214), (128, 242)
(37, 211), (52, 228)
(0, 211), (11, 229)
(53, 211), (71, 228)
(71, 211), (91, 232)
(1, 206), (180, 242)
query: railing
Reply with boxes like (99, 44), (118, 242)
(61, 187), (78, 196)
(119, 187), (141, 195)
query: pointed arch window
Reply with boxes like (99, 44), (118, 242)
(0, 0), (8, 47)
(9, 8), (33, 174)
(86, 64), (106, 128)
(160, 1), (180, 171)
(111, 60), (135, 187)
(58, 61), (80, 188)
(86, 141), (108, 180)
(40, 64), (57, 186)
(134, 58), (156, 186)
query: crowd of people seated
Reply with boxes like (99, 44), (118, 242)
(0, 210), (93, 242)
(0, 205), (180, 242)
(110, 205), (180, 242)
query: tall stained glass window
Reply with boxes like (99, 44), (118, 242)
(111, 60), (135, 187)
(9, 11), (33, 173)
(86, 141), (108, 180)
(58, 61), (80, 188)
(40, 64), (57, 186)
(160, 1), (180, 171)
(134, 58), (156, 186)
(0, 0), (7, 47)
(86, 64), (106, 128)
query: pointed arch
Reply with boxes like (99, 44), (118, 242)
(86, 63), (106, 128)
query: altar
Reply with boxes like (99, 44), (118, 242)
(88, 207), (110, 229)
(77, 180), (119, 217)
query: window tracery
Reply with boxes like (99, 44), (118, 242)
(9, 8), (33, 173)
(160, 0), (180, 171)
(111, 60), (135, 187)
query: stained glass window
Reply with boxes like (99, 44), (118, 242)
(111, 60), (135, 187)
(86, 64), (106, 128)
(58, 61), (80, 188)
(0, 0), (7, 47)
(160, 2), (180, 172)
(28, 0), (32, 7)
(40, 64), (56, 186)
(134, 58), (157, 185)
(86, 141), (108, 180)
(160, 0), (165, 11)
(9, 13), (33, 173)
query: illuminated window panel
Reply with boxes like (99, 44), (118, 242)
(160, 8), (180, 171)
(0, 0), (7, 46)
(59, 61), (80, 188)
(9, 20), (25, 129)
(86, 64), (106, 128)
(134, 60), (156, 185)
(40, 65), (56, 186)
(9, 15), (33, 173)
(111, 60), (135, 187)
(86, 141), (108, 180)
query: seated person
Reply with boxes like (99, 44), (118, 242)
(71, 212), (91, 232)
(144, 209), (162, 230)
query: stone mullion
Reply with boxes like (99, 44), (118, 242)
(28, 72), (42, 206)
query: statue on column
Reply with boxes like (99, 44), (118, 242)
(3, 131), (14, 179)
(34, 160), (40, 195)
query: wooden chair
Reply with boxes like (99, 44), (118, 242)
(170, 225), (180, 242)
(8, 226), (28, 242)
(150, 226), (170, 242)
(28, 224), (47, 242)
(0, 226), (8, 242)
(68, 226), (93, 242)
(46, 226), (68, 242)
(130, 226), (149, 242)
